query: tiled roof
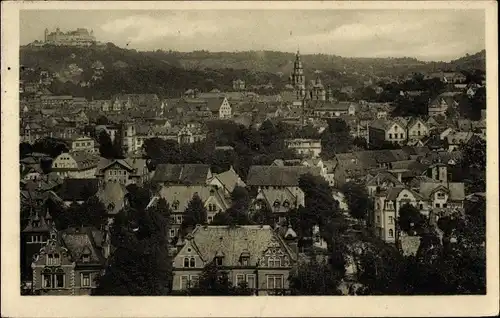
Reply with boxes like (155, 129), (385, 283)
(152, 164), (211, 185)
(246, 165), (321, 186)
(309, 101), (357, 111)
(153, 185), (229, 213)
(210, 167), (246, 194)
(184, 225), (296, 267)
(386, 186), (424, 201)
(97, 182), (128, 215)
(365, 171), (403, 187)
(256, 187), (299, 213)
(60, 227), (106, 264)
(57, 178), (99, 202)
(419, 182), (465, 201)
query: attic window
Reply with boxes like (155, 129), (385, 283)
(273, 200), (280, 207)
(32, 220), (40, 228)
(107, 203), (115, 211)
(172, 200), (180, 210)
(82, 254), (90, 263)
(215, 256), (224, 266)
(283, 201), (290, 208)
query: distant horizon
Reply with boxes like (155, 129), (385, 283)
(20, 10), (485, 63)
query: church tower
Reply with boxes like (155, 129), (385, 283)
(290, 50), (306, 100)
(44, 28), (49, 42)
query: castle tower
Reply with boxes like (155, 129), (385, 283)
(44, 28), (49, 42)
(290, 50), (306, 100)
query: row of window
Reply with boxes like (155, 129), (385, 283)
(42, 272), (94, 288)
(388, 133), (405, 139)
(179, 274), (283, 290)
(107, 170), (127, 176)
(74, 141), (92, 147)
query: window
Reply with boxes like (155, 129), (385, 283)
(172, 200), (180, 210)
(47, 253), (60, 266)
(388, 229), (394, 238)
(180, 275), (189, 290)
(236, 274), (245, 287)
(54, 273), (65, 288)
(81, 273), (91, 287)
(241, 256), (249, 266)
(389, 133), (393, 139)
(246, 274), (256, 289)
(32, 221), (40, 228)
(82, 254), (90, 263)
(268, 257), (281, 267)
(273, 200), (280, 208)
(400, 133), (404, 139)
(176, 216), (182, 224)
(43, 274), (52, 288)
(184, 257), (190, 268)
(376, 215), (380, 223)
(435, 203), (440, 208)
(190, 275), (199, 288)
(169, 229), (176, 238)
(283, 201), (290, 208)
(417, 131), (421, 136)
(437, 192), (446, 199)
(208, 216), (213, 223)
(266, 274), (284, 289)
(190, 258), (196, 268)
(419, 203), (424, 209)
(215, 257), (223, 266)
(443, 203), (448, 208)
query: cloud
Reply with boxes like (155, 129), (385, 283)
(100, 13), (219, 44)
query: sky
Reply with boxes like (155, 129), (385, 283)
(20, 9), (485, 61)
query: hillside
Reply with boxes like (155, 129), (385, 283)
(20, 43), (485, 99)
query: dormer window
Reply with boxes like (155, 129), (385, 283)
(47, 253), (60, 266)
(215, 256), (223, 266)
(172, 200), (180, 211)
(273, 200), (280, 208)
(32, 220), (40, 228)
(283, 201), (290, 208)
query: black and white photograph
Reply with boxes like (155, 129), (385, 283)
(2, 1), (498, 317)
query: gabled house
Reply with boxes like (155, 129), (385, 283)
(171, 225), (298, 295)
(208, 166), (246, 198)
(52, 151), (100, 179)
(428, 93), (460, 117)
(252, 187), (303, 224)
(406, 118), (429, 141)
(97, 182), (129, 216)
(31, 227), (109, 295)
(309, 101), (358, 118)
(147, 185), (229, 240)
(95, 158), (149, 187)
(373, 186), (426, 243)
(368, 119), (407, 145)
(418, 182), (465, 213)
(284, 139), (322, 158)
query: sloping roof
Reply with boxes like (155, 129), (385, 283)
(210, 167), (246, 194)
(57, 178), (99, 202)
(97, 182), (128, 215)
(256, 187), (298, 213)
(66, 151), (100, 170)
(152, 164), (211, 185)
(60, 227), (105, 264)
(155, 185), (229, 212)
(386, 186), (424, 201)
(204, 97), (227, 112)
(419, 182), (465, 201)
(309, 101), (357, 111)
(246, 165), (321, 186)
(365, 171), (404, 187)
(185, 225), (296, 267)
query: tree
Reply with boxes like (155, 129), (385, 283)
(181, 194), (208, 234)
(93, 202), (172, 295)
(340, 181), (372, 222)
(289, 256), (343, 295)
(98, 130), (117, 159)
(143, 138), (180, 164)
(20, 142), (33, 159)
(32, 137), (69, 158)
(186, 261), (253, 296)
(398, 203), (424, 235)
(321, 118), (353, 157)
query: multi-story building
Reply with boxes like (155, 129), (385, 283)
(368, 119), (407, 145)
(70, 136), (98, 154)
(147, 185), (230, 241)
(284, 138), (322, 158)
(30, 227), (109, 295)
(51, 151), (100, 179)
(44, 27), (96, 47)
(406, 118), (430, 141)
(171, 225), (298, 295)
(94, 158), (149, 187)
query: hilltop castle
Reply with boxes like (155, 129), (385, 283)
(43, 27), (96, 47)
(289, 50), (332, 102)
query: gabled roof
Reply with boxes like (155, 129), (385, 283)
(210, 167), (246, 194)
(386, 186), (424, 201)
(246, 165), (321, 187)
(97, 182), (128, 215)
(179, 225), (296, 267)
(309, 101), (357, 111)
(60, 227), (106, 265)
(152, 185), (229, 212)
(419, 182), (465, 201)
(365, 171), (403, 187)
(152, 164), (211, 185)
(256, 187), (299, 213)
